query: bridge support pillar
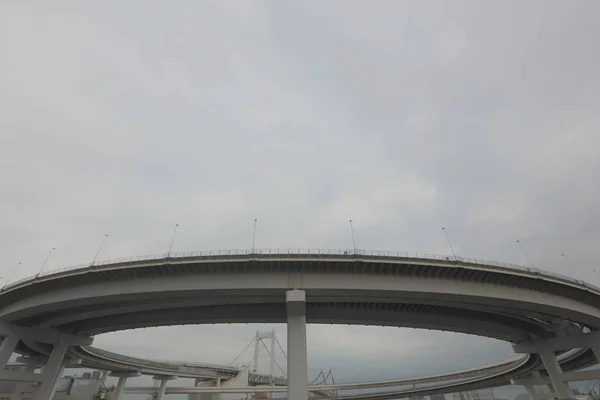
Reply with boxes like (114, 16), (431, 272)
(33, 338), (69, 400)
(512, 328), (587, 400)
(110, 372), (141, 400)
(11, 359), (39, 400)
(157, 379), (168, 400)
(538, 350), (573, 400)
(286, 289), (308, 400)
(588, 336), (600, 364)
(0, 333), (21, 370)
(533, 370), (554, 396)
(114, 377), (127, 400)
(32, 333), (93, 400)
(528, 370), (554, 400)
(101, 371), (108, 385)
(524, 383), (545, 400)
(153, 375), (176, 400)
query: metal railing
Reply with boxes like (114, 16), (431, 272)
(2, 248), (596, 293)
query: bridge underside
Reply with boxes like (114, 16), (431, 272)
(3, 254), (600, 400)
(45, 301), (548, 341)
(11, 290), (558, 343)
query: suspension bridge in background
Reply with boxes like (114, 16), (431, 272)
(132, 330), (338, 400)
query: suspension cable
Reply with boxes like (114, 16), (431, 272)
(275, 336), (288, 359)
(259, 340), (287, 376)
(229, 337), (256, 366)
(311, 370), (324, 384)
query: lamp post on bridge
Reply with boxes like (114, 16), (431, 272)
(92, 234), (108, 266)
(441, 227), (457, 258)
(167, 224), (179, 257)
(516, 240), (534, 268)
(349, 220), (356, 254)
(37, 248), (56, 277)
(252, 219), (258, 254)
(3, 261), (21, 289)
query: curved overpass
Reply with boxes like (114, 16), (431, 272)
(80, 346), (593, 397)
(124, 354), (537, 393)
(70, 345), (288, 385)
(2, 250), (600, 400)
(118, 351), (594, 399)
(2, 250), (597, 339)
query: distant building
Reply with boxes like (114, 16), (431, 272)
(0, 366), (104, 400)
(452, 388), (495, 400)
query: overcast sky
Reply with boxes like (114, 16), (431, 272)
(1, 0), (599, 399)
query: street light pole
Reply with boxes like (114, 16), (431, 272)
(516, 240), (534, 267)
(441, 227), (457, 258)
(92, 234), (108, 266)
(3, 261), (21, 289)
(37, 248), (56, 277)
(349, 220), (357, 253)
(252, 219), (258, 253)
(167, 224), (179, 257)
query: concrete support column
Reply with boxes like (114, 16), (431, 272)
(114, 377), (128, 400)
(156, 379), (168, 400)
(11, 362), (37, 400)
(286, 289), (308, 400)
(33, 337), (70, 400)
(100, 371), (108, 386)
(110, 372), (141, 400)
(0, 334), (21, 369)
(531, 371), (553, 396)
(152, 376), (175, 400)
(538, 350), (573, 400)
(525, 384), (543, 400)
(589, 336), (600, 364)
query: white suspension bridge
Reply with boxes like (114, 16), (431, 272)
(140, 330), (338, 400)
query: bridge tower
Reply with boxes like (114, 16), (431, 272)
(190, 331), (287, 400)
(251, 330), (277, 385)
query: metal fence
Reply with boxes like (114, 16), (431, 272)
(2, 248), (596, 292)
